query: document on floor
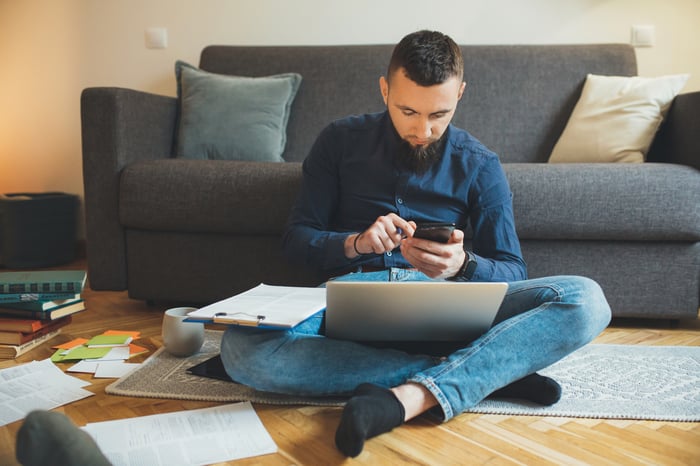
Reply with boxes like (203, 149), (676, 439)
(0, 359), (93, 427)
(81, 401), (277, 466)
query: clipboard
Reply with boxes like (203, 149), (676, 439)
(185, 283), (326, 329)
(212, 313), (268, 326)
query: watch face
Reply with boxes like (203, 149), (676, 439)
(464, 251), (477, 279)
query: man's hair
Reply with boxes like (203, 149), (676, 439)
(387, 30), (464, 86)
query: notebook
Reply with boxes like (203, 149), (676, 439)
(325, 281), (508, 341)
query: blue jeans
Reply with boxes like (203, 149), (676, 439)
(220, 270), (611, 421)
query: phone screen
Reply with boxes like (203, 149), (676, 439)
(413, 222), (456, 243)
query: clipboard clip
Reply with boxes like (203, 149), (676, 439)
(213, 312), (267, 326)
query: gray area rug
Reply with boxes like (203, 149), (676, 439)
(107, 330), (700, 421)
(107, 330), (346, 406)
(469, 343), (700, 421)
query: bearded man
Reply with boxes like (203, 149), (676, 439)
(220, 30), (611, 457)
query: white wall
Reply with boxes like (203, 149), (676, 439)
(1, 0), (698, 238)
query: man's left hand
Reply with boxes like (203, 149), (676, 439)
(400, 228), (465, 279)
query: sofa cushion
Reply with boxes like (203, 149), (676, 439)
(175, 61), (301, 162)
(120, 161), (700, 243)
(549, 73), (689, 163)
(120, 160), (303, 234)
(503, 163), (700, 241)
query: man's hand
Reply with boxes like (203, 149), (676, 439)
(400, 228), (466, 279)
(345, 213), (415, 258)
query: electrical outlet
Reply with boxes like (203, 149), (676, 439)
(145, 27), (168, 49)
(631, 25), (655, 47)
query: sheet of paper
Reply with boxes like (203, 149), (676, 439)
(89, 346), (131, 361)
(187, 283), (326, 327)
(94, 362), (140, 378)
(0, 359), (93, 427)
(68, 360), (100, 374)
(82, 401), (277, 465)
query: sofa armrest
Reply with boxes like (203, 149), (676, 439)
(81, 87), (177, 290)
(647, 91), (700, 170)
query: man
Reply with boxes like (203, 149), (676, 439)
(220, 30), (611, 457)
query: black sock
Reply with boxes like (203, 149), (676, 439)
(335, 383), (405, 457)
(490, 373), (562, 405)
(16, 410), (111, 466)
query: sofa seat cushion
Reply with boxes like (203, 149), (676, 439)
(120, 160), (302, 234)
(120, 160), (700, 242)
(504, 163), (700, 241)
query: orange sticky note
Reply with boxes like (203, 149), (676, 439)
(103, 330), (141, 339)
(53, 338), (89, 350)
(129, 344), (148, 358)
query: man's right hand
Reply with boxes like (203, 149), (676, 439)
(345, 213), (415, 258)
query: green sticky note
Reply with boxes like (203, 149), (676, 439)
(86, 334), (132, 347)
(51, 348), (70, 363)
(52, 345), (112, 362)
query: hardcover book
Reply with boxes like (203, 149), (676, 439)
(0, 329), (63, 358)
(0, 300), (85, 321)
(0, 270), (86, 294)
(0, 292), (81, 304)
(0, 296), (82, 311)
(0, 314), (72, 332)
(0, 316), (72, 345)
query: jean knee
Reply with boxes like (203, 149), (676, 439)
(563, 276), (612, 342)
(220, 327), (287, 387)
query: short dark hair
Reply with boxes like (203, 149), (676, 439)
(387, 30), (464, 86)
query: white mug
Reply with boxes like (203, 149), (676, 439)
(161, 307), (204, 357)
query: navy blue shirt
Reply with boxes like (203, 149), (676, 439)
(282, 112), (527, 282)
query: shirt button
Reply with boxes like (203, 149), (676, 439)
(397, 198), (403, 204)
(386, 251), (393, 257)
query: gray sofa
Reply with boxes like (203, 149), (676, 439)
(81, 43), (700, 319)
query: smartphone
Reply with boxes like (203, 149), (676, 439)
(412, 222), (456, 243)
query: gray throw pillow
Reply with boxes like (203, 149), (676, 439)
(175, 61), (302, 162)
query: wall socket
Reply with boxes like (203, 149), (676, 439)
(631, 25), (655, 47)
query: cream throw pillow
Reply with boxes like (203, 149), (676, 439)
(549, 73), (689, 163)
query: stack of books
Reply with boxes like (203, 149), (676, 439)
(0, 270), (87, 358)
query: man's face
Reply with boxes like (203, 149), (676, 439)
(380, 69), (465, 150)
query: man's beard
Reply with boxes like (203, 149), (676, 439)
(395, 133), (446, 174)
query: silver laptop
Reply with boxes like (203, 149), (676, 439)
(325, 281), (508, 341)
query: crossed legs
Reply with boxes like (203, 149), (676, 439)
(221, 275), (611, 457)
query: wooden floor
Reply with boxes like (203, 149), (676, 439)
(1, 261), (699, 465)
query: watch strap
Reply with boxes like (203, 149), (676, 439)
(450, 249), (477, 281)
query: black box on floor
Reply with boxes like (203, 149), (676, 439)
(0, 192), (79, 268)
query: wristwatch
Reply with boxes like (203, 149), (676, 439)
(450, 249), (477, 281)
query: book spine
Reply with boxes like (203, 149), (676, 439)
(0, 318), (70, 345)
(0, 292), (80, 303)
(0, 319), (42, 333)
(1, 280), (83, 294)
(0, 329), (62, 359)
(0, 301), (83, 320)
